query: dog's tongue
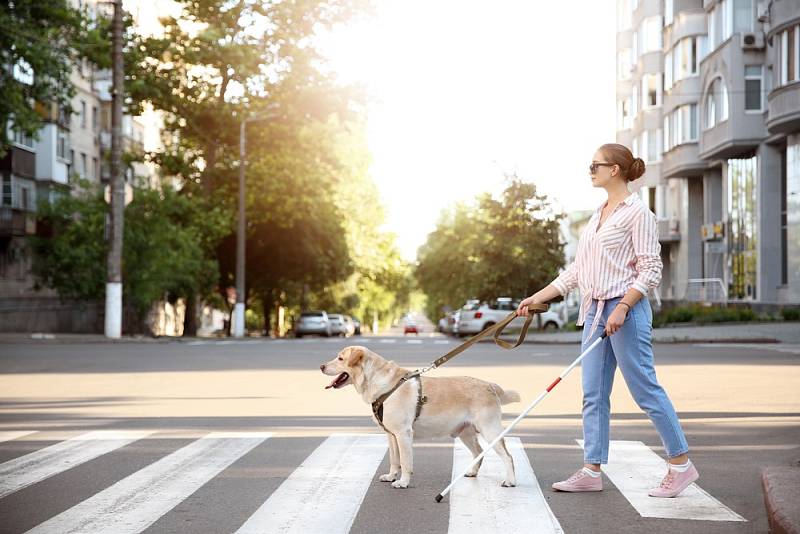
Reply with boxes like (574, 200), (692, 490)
(325, 372), (347, 390)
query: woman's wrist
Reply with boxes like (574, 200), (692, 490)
(618, 301), (631, 314)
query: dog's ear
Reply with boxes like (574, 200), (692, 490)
(345, 346), (365, 367)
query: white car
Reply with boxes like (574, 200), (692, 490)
(457, 297), (564, 335)
(328, 314), (355, 337)
(294, 311), (332, 337)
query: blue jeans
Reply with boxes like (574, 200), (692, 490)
(580, 295), (689, 464)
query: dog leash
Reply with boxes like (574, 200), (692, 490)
(371, 303), (550, 431)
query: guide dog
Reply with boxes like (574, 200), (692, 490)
(320, 345), (520, 489)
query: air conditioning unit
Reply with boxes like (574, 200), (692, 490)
(741, 32), (765, 50)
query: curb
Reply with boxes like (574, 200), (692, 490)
(762, 466), (800, 534)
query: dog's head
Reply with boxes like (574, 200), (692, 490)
(320, 345), (369, 390)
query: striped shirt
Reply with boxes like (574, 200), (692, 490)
(550, 192), (662, 338)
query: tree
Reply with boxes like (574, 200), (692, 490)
(416, 177), (567, 321)
(0, 0), (110, 155)
(31, 181), (227, 333)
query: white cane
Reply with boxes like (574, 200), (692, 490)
(435, 330), (609, 503)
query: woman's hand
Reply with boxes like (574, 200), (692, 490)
(516, 295), (542, 317)
(605, 305), (628, 335)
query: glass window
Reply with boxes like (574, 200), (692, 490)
(642, 74), (661, 108)
(720, 83), (729, 121)
(663, 116), (670, 152)
(727, 156), (758, 300)
(641, 16), (663, 54)
(723, 0), (733, 40)
(744, 65), (762, 111)
(618, 98), (632, 129)
(647, 128), (660, 162)
(733, 0), (753, 33)
(618, 49), (632, 80)
(706, 92), (716, 129)
(786, 135), (800, 297)
(617, 0), (631, 30)
(664, 50), (673, 89)
(80, 100), (86, 129)
(665, 0), (674, 26)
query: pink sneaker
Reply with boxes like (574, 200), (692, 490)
(552, 468), (603, 492)
(648, 462), (699, 498)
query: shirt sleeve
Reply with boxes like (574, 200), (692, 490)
(551, 259), (579, 296)
(630, 208), (663, 297)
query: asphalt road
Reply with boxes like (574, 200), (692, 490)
(0, 335), (798, 533)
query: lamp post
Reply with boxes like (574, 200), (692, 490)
(233, 106), (278, 338)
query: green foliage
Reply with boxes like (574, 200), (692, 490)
(31, 181), (228, 327)
(0, 0), (111, 155)
(651, 303), (784, 326)
(416, 176), (566, 321)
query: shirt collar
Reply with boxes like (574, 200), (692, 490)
(595, 192), (637, 214)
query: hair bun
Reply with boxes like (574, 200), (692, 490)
(628, 158), (646, 181)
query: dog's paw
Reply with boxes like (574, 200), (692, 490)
(379, 473), (398, 482)
(501, 480), (517, 487)
(391, 480), (409, 489)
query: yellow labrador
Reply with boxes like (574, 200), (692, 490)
(320, 345), (520, 489)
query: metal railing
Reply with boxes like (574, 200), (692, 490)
(685, 278), (728, 303)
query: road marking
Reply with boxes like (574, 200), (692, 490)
(0, 430), (153, 499)
(434, 340), (451, 344)
(379, 339), (396, 343)
(577, 440), (746, 522)
(407, 339), (423, 344)
(449, 437), (563, 533)
(693, 343), (800, 354)
(235, 433), (386, 534)
(25, 432), (271, 534)
(0, 430), (37, 444)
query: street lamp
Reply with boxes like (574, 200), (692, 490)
(233, 105), (279, 338)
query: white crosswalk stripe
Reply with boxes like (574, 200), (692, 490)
(0, 429), (753, 531)
(0, 430), (37, 444)
(449, 437), (564, 533)
(577, 440), (746, 522)
(0, 430), (153, 499)
(234, 433), (386, 534)
(24, 432), (271, 534)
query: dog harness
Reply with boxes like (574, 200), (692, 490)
(371, 371), (427, 432)
(368, 303), (549, 434)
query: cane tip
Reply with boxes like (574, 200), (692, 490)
(435, 493), (443, 503)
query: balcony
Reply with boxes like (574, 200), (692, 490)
(0, 207), (35, 237)
(766, 82), (800, 135)
(661, 143), (706, 179)
(0, 147), (36, 180)
(657, 217), (680, 243)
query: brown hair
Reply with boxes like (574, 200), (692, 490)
(598, 143), (645, 182)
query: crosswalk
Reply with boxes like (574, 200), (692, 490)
(0, 430), (748, 533)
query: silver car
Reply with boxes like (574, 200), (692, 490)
(328, 314), (355, 337)
(295, 311), (332, 337)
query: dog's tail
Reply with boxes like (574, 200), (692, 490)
(491, 383), (521, 404)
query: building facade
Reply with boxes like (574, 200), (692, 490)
(616, 0), (800, 306)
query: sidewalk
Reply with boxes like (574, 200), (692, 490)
(1, 321), (800, 344)
(502, 321), (800, 344)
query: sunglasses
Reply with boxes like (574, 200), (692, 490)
(589, 162), (616, 174)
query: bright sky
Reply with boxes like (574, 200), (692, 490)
(322, 0), (618, 260)
(130, 0), (618, 262)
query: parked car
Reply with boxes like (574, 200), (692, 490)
(404, 320), (419, 335)
(347, 315), (361, 336)
(437, 316), (448, 333)
(328, 314), (355, 337)
(294, 311), (332, 337)
(457, 297), (565, 335)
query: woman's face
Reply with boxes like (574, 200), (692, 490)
(589, 150), (621, 189)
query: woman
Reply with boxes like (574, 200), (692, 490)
(516, 143), (697, 498)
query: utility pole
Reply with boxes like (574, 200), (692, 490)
(105, 0), (124, 339)
(233, 106), (279, 338)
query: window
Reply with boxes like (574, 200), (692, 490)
(647, 128), (661, 162)
(664, 50), (673, 90)
(56, 128), (69, 160)
(642, 74), (661, 108)
(727, 156), (758, 300)
(617, 0), (631, 31)
(665, 0), (674, 26)
(639, 16), (663, 55)
(744, 65), (763, 111)
(617, 49), (632, 80)
(80, 100), (86, 129)
(93, 157), (98, 180)
(733, 0), (753, 34)
(618, 98), (632, 129)
(781, 25), (800, 85)
(81, 153), (87, 177)
(632, 31), (638, 58)
(705, 78), (728, 128)
(665, 104), (698, 151)
(632, 89), (639, 118)
(10, 129), (34, 149)
(92, 106), (98, 131)
(709, 0), (733, 50)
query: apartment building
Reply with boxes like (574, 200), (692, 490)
(616, 0), (800, 306)
(0, 0), (159, 330)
